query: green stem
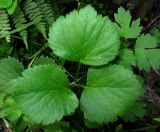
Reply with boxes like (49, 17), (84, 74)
(27, 43), (48, 68)
(76, 0), (81, 10)
(0, 18), (40, 39)
(11, 35), (23, 40)
(47, 52), (75, 80)
(28, 56), (37, 68)
(70, 82), (85, 88)
(28, 43), (48, 59)
(75, 63), (81, 82)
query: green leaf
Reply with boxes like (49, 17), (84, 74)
(0, 0), (12, 8)
(7, 0), (17, 14)
(80, 65), (143, 123)
(122, 102), (146, 122)
(33, 56), (55, 66)
(151, 27), (160, 41)
(0, 92), (5, 107)
(13, 64), (78, 125)
(135, 34), (160, 71)
(119, 48), (136, 69)
(0, 42), (13, 57)
(0, 57), (24, 93)
(49, 5), (120, 66)
(0, 96), (21, 122)
(154, 118), (160, 122)
(14, 116), (28, 132)
(114, 7), (142, 39)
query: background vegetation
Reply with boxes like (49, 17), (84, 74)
(0, 0), (160, 131)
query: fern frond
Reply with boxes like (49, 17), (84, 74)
(49, 0), (60, 18)
(0, 9), (11, 42)
(36, 0), (55, 26)
(23, 0), (47, 39)
(12, 6), (28, 49)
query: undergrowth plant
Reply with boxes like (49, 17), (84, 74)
(0, 0), (56, 49)
(0, 4), (160, 131)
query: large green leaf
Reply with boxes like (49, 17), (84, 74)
(49, 5), (120, 66)
(13, 64), (78, 125)
(135, 34), (160, 71)
(80, 65), (143, 123)
(0, 57), (24, 93)
(0, 0), (12, 8)
(114, 7), (142, 39)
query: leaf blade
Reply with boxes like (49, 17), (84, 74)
(114, 7), (142, 39)
(135, 34), (160, 71)
(13, 64), (78, 125)
(49, 5), (120, 66)
(0, 57), (23, 93)
(0, 0), (12, 8)
(80, 65), (143, 123)
(119, 48), (136, 68)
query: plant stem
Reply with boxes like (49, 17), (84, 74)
(70, 76), (84, 87)
(75, 63), (81, 82)
(0, 18), (40, 39)
(70, 82), (85, 88)
(3, 118), (10, 128)
(28, 43), (48, 68)
(28, 43), (48, 59)
(28, 56), (37, 68)
(48, 53), (75, 80)
(76, 0), (81, 10)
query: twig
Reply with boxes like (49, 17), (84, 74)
(28, 56), (37, 68)
(28, 43), (48, 59)
(69, 77), (84, 87)
(153, 67), (160, 77)
(142, 15), (160, 33)
(28, 43), (48, 68)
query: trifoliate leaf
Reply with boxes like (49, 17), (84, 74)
(122, 102), (146, 122)
(80, 65), (143, 123)
(49, 5), (120, 66)
(13, 64), (78, 125)
(119, 49), (136, 69)
(0, 0), (12, 8)
(135, 34), (160, 71)
(0, 57), (24, 93)
(7, 0), (17, 14)
(33, 56), (55, 66)
(114, 7), (142, 39)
